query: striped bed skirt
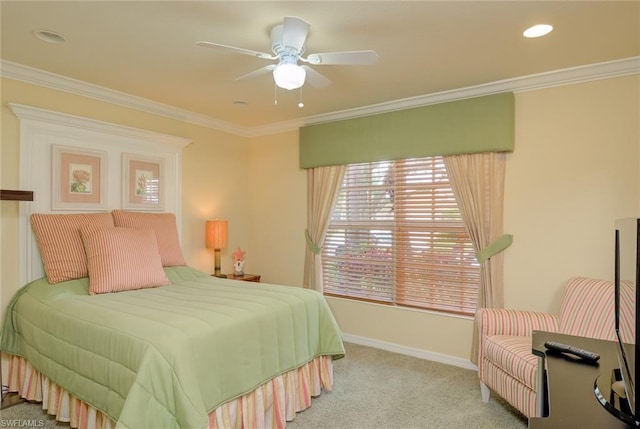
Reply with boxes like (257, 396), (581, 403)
(2, 352), (334, 429)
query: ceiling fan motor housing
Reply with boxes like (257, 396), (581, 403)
(270, 24), (305, 58)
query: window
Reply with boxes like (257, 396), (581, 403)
(322, 156), (480, 316)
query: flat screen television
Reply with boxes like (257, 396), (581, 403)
(598, 218), (640, 425)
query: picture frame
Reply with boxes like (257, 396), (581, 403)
(122, 153), (164, 210)
(52, 145), (107, 211)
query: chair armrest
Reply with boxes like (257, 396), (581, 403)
(475, 309), (559, 380)
(477, 308), (559, 338)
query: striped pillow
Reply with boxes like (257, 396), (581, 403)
(31, 213), (115, 284)
(111, 210), (186, 266)
(80, 226), (169, 295)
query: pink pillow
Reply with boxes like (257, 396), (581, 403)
(31, 213), (115, 284)
(80, 227), (169, 295)
(111, 210), (186, 266)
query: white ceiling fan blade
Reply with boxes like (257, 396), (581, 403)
(282, 16), (310, 51)
(235, 65), (276, 81)
(305, 50), (378, 65)
(196, 41), (275, 60)
(302, 66), (331, 88)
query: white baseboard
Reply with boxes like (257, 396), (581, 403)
(342, 333), (478, 371)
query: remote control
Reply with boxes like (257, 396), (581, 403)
(544, 341), (600, 362)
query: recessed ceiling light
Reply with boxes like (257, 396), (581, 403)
(523, 24), (553, 38)
(32, 29), (67, 44)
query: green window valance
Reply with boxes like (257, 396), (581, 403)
(299, 92), (514, 169)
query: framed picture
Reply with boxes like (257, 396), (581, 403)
(52, 145), (107, 210)
(122, 153), (164, 210)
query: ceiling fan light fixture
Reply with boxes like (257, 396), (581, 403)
(273, 63), (306, 90)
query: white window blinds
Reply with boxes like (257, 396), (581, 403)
(322, 156), (480, 316)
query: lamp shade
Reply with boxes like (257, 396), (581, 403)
(273, 63), (306, 90)
(206, 219), (228, 249)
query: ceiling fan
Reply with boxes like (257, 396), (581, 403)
(196, 16), (378, 91)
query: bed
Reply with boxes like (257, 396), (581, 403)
(0, 211), (345, 429)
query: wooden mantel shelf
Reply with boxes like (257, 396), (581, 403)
(0, 189), (34, 201)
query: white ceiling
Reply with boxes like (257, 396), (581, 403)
(1, 1), (639, 134)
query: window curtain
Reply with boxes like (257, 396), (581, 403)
(443, 152), (512, 365)
(303, 165), (347, 291)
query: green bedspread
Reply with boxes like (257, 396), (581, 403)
(0, 266), (345, 429)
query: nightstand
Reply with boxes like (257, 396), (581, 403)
(213, 273), (261, 283)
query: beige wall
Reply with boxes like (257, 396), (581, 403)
(246, 130), (306, 285)
(2, 74), (639, 363)
(246, 75), (640, 360)
(504, 78), (639, 314)
(181, 126), (251, 275)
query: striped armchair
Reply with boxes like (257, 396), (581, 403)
(476, 277), (635, 418)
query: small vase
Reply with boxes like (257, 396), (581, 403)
(234, 260), (245, 276)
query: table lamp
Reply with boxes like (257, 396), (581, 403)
(206, 219), (228, 275)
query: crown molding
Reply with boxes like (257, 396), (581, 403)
(0, 60), (249, 136)
(2, 56), (639, 138)
(248, 56), (640, 136)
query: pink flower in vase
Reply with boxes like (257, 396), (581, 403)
(232, 247), (246, 262)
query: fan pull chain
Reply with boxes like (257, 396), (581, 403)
(273, 84), (306, 107)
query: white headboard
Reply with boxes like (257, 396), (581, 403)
(10, 103), (192, 284)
